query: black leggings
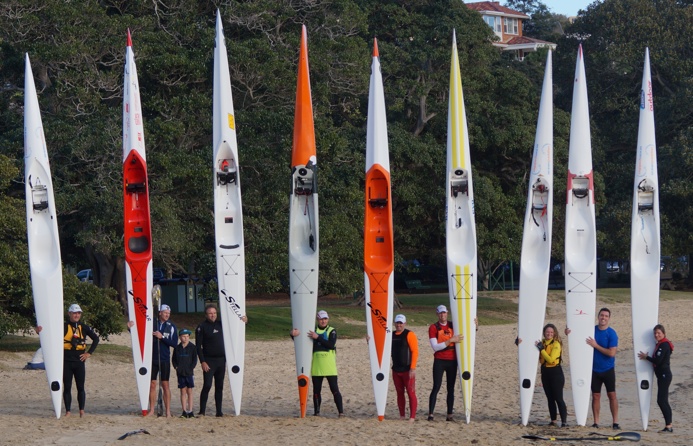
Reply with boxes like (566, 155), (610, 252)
(657, 373), (673, 425)
(312, 375), (343, 414)
(541, 365), (567, 423)
(63, 360), (86, 412)
(429, 358), (457, 415)
(200, 357), (226, 415)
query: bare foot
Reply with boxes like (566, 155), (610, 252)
(79, 410), (85, 418)
(166, 412), (172, 418)
(409, 418), (415, 423)
(400, 416), (406, 420)
(64, 411), (71, 417)
(143, 410), (154, 417)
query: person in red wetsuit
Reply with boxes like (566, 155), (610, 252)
(427, 305), (461, 421)
(391, 314), (418, 422)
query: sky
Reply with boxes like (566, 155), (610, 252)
(538, 0), (597, 17)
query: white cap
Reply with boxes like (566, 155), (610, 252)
(159, 304), (171, 312)
(317, 310), (329, 319)
(68, 304), (83, 313)
(436, 305), (448, 314)
(394, 314), (406, 323)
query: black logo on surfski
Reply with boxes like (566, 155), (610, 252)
(129, 290), (151, 321)
(222, 290), (244, 320)
(366, 302), (390, 334)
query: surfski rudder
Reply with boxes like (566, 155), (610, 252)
(564, 45), (597, 427)
(213, 10), (246, 416)
(445, 31), (477, 424)
(630, 47), (660, 432)
(24, 53), (64, 419)
(288, 24), (319, 418)
(123, 30), (154, 416)
(364, 38), (394, 422)
(518, 50), (554, 426)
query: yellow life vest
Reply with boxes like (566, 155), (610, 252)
(64, 323), (87, 351)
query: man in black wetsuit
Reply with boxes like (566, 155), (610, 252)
(196, 303), (247, 417)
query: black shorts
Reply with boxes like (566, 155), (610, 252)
(591, 368), (616, 393)
(151, 361), (171, 381)
(177, 375), (195, 389)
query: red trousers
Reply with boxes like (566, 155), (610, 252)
(393, 370), (417, 419)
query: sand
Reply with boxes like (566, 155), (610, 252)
(1, 299), (690, 445)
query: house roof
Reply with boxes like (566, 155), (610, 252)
(465, 2), (529, 19)
(506, 36), (553, 46)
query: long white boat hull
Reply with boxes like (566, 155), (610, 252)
(631, 47), (660, 432)
(125, 262), (153, 413)
(446, 32), (477, 424)
(518, 50), (554, 426)
(565, 45), (596, 427)
(213, 10), (245, 416)
(24, 53), (64, 419)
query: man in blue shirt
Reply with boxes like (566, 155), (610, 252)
(587, 308), (619, 429)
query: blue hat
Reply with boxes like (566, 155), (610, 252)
(179, 329), (192, 336)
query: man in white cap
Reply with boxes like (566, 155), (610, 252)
(290, 310), (344, 417)
(392, 314), (418, 422)
(37, 303), (99, 417)
(427, 304), (461, 421)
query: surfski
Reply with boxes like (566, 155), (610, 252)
(445, 31), (477, 424)
(364, 38), (394, 421)
(517, 50), (554, 426)
(122, 30), (154, 416)
(213, 9), (246, 416)
(564, 45), (597, 427)
(24, 53), (64, 419)
(288, 24), (319, 418)
(630, 47), (660, 432)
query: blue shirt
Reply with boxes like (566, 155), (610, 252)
(592, 326), (618, 373)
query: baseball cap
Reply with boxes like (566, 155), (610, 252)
(394, 314), (406, 323)
(317, 310), (329, 319)
(159, 304), (171, 312)
(179, 329), (192, 336)
(68, 304), (83, 313)
(436, 305), (448, 314)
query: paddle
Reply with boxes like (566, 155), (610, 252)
(522, 431), (641, 442)
(117, 428), (150, 440)
(153, 285), (163, 417)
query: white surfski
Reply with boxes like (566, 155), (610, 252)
(213, 10), (246, 417)
(446, 31), (477, 424)
(564, 45), (597, 427)
(288, 25), (319, 418)
(518, 50), (554, 426)
(364, 39), (394, 421)
(122, 31), (154, 416)
(630, 47), (660, 432)
(24, 53), (64, 419)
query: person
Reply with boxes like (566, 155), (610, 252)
(638, 324), (674, 433)
(173, 328), (198, 418)
(427, 305), (460, 422)
(566, 307), (619, 429)
(37, 303), (99, 417)
(535, 323), (568, 427)
(392, 314), (418, 422)
(127, 304), (178, 417)
(196, 303), (247, 417)
(290, 310), (344, 417)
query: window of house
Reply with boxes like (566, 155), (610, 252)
(504, 18), (519, 34)
(483, 15), (502, 33)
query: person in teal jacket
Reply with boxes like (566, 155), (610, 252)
(291, 310), (344, 417)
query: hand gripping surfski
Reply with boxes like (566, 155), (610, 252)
(564, 45), (597, 427)
(364, 39), (394, 421)
(445, 31), (477, 424)
(213, 9), (246, 416)
(630, 48), (660, 431)
(288, 25), (319, 418)
(517, 50), (554, 426)
(24, 53), (64, 419)
(122, 30), (154, 416)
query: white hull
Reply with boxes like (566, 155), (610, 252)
(564, 46), (596, 427)
(445, 32), (477, 424)
(518, 50), (554, 426)
(630, 48), (660, 432)
(213, 10), (245, 416)
(24, 54), (64, 419)
(123, 35), (153, 415)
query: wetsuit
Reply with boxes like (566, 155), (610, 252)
(196, 319), (225, 416)
(428, 321), (457, 417)
(63, 321), (99, 412)
(645, 338), (674, 426)
(152, 319), (177, 381)
(539, 339), (567, 424)
(310, 325), (343, 416)
(392, 328), (418, 419)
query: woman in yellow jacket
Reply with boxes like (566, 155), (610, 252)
(535, 323), (568, 427)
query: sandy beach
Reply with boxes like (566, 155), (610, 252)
(1, 298), (690, 445)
